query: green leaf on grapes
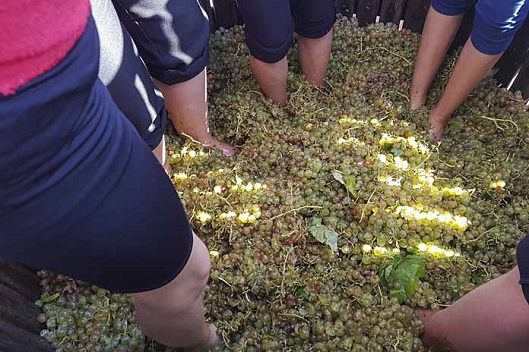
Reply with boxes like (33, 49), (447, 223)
(332, 170), (345, 184)
(332, 171), (358, 198)
(472, 271), (484, 284)
(41, 292), (60, 303)
(309, 218), (339, 251)
(379, 255), (426, 303)
(295, 286), (307, 299)
(382, 142), (394, 150)
(392, 148), (404, 156)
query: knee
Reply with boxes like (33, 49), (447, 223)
(239, 0), (294, 63)
(188, 236), (212, 289)
(245, 25), (293, 63)
(133, 235), (211, 314)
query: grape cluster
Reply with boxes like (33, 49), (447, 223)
(36, 271), (144, 352)
(37, 17), (529, 352)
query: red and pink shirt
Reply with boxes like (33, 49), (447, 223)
(0, 0), (90, 95)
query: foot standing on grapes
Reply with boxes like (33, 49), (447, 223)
(155, 69), (236, 157)
(428, 107), (449, 142)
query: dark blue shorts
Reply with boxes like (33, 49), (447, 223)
(238, 0), (336, 63)
(92, 0), (167, 150)
(112, 0), (210, 84)
(0, 16), (193, 294)
(432, 0), (529, 55)
(517, 235), (529, 303)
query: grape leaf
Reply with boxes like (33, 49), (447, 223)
(332, 170), (345, 184)
(332, 171), (358, 198)
(344, 177), (358, 198)
(295, 286), (307, 299)
(309, 218), (339, 251)
(392, 148), (404, 156)
(379, 255), (426, 303)
(41, 292), (60, 303)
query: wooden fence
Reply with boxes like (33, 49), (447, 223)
(201, 0), (529, 98)
(0, 262), (54, 352)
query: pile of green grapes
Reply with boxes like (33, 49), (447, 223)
(37, 17), (529, 352)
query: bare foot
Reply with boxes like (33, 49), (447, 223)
(185, 133), (236, 157)
(206, 137), (237, 157)
(181, 324), (220, 352)
(428, 114), (447, 143)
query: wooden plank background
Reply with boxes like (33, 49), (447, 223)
(380, 0), (407, 24)
(200, 0), (529, 98)
(357, 0), (382, 26)
(0, 262), (53, 352)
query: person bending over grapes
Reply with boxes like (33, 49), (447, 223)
(418, 234), (529, 351)
(409, 0), (529, 141)
(0, 1), (217, 349)
(92, 0), (235, 157)
(237, 0), (336, 105)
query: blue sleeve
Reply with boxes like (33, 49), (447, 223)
(471, 0), (529, 55)
(432, 0), (473, 16)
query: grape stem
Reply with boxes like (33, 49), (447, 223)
(268, 206), (323, 221)
(218, 277), (233, 288)
(478, 115), (519, 134)
(278, 312), (308, 322)
(280, 247), (295, 299)
(462, 228), (493, 244)
(511, 165), (529, 181)
(360, 190), (377, 222)
(377, 46), (412, 66)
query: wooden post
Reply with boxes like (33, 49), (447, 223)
(0, 262), (53, 352)
(403, 0), (431, 33)
(334, 0), (357, 18)
(356, 0), (382, 26)
(380, 0), (407, 24)
(212, 0), (242, 30)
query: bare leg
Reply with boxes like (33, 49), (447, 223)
(250, 55), (288, 105)
(410, 7), (463, 110)
(131, 233), (218, 349)
(419, 267), (529, 352)
(152, 135), (172, 175)
(154, 69), (236, 156)
(298, 29), (333, 87)
(428, 39), (501, 140)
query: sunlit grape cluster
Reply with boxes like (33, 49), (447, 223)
(37, 17), (529, 352)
